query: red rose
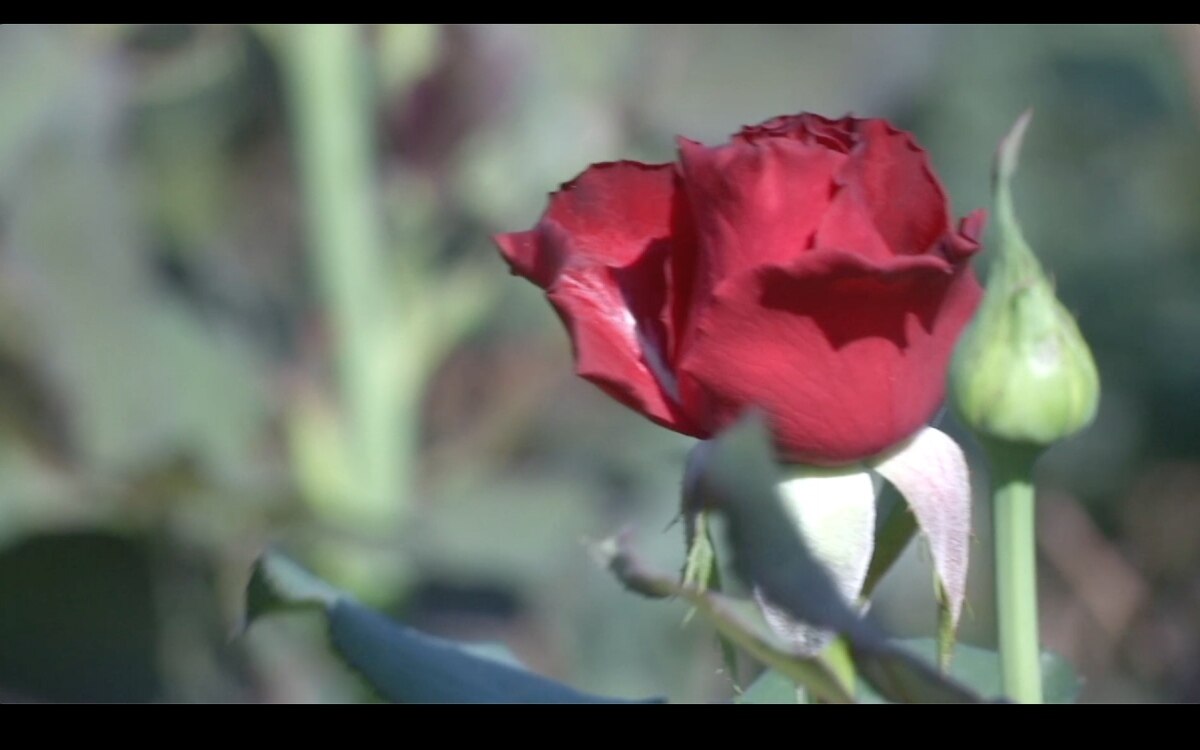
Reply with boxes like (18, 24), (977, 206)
(495, 113), (985, 465)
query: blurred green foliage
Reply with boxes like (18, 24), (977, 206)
(0, 24), (1197, 703)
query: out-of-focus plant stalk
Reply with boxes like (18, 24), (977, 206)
(277, 24), (411, 528)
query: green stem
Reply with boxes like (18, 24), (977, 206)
(988, 443), (1042, 704)
(279, 25), (409, 527)
(823, 637), (857, 699)
(682, 511), (741, 690)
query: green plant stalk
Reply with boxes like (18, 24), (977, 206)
(988, 443), (1042, 704)
(279, 25), (410, 526)
(682, 510), (742, 690)
(822, 637), (856, 700)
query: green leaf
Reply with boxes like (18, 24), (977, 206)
(596, 531), (991, 704)
(851, 642), (986, 704)
(681, 509), (718, 593)
(0, 532), (161, 702)
(676, 414), (992, 703)
(736, 669), (800, 704)
(739, 639), (1066, 707)
(244, 550), (663, 704)
(861, 481), (917, 599)
(856, 639), (1079, 704)
(1041, 651), (1082, 704)
(594, 533), (854, 704)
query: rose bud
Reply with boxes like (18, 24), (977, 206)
(949, 112), (1100, 450)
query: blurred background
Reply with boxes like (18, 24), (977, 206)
(0, 23), (1197, 703)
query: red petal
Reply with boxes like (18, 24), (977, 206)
(811, 180), (893, 262)
(796, 113), (858, 152)
(495, 160), (684, 285)
(944, 208), (987, 260)
(494, 229), (549, 285)
(493, 161), (703, 435)
(838, 119), (952, 257)
(679, 249), (982, 465)
(734, 113), (858, 152)
(676, 135), (847, 290)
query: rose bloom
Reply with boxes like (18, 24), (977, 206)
(495, 113), (985, 466)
